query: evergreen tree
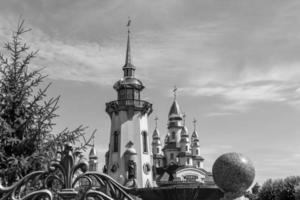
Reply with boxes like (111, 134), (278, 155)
(0, 20), (94, 186)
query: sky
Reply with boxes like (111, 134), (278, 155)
(0, 0), (300, 184)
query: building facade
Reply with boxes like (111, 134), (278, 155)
(104, 24), (153, 188)
(152, 96), (213, 186)
(101, 22), (213, 188)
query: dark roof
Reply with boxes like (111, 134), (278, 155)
(168, 100), (183, 119)
(162, 142), (179, 150)
(113, 77), (144, 90)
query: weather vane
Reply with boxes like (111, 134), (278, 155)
(173, 85), (177, 100)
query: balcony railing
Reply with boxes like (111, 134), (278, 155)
(106, 99), (153, 115)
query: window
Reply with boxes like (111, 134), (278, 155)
(113, 131), (119, 152)
(158, 160), (161, 167)
(134, 90), (139, 100)
(185, 146), (188, 151)
(196, 149), (199, 155)
(170, 153), (174, 160)
(119, 89), (126, 100)
(172, 132), (175, 139)
(198, 161), (200, 167)
(187, 158), (190, 164)
(127, 89), (133, 99)
(142, 131), (148, 153)
(156, 147), (159, 154)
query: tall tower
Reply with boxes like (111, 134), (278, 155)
(105, 20), (153, 188)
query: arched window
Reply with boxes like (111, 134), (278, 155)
(185, 146), (188, 151)
(196, 149), (199, 155)
(113, 131), (119, 152)
(142, 131), (148, 153)
(187, 158), (190, 164)
(170, 153), (174, 160)
(172, 132), (175, 139)
(156, 147), (159, 154)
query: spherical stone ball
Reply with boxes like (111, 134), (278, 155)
(212, 152), (255, 193)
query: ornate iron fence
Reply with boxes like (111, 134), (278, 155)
(0, 143), (135, 200)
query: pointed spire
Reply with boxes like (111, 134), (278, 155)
(123, 17), (135, 77)
(125, 17), (132, 65)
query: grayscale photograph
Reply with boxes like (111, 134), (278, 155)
(0, 1), (299, 200)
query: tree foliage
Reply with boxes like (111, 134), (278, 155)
(0, 20), (94, 186)
(258, 176), (300, 200)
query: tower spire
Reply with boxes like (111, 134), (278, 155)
(125, 17), (132, 65)
(122, 17), (136, 77)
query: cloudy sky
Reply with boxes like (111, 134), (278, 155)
(0, 0), (300, 184)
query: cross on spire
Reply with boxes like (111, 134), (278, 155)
(173, 85), (177, 100)
(154, 116), (158, 128)
(193, 118), (197, 131)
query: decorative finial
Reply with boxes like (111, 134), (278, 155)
(183, 113), (186, 126)
(173, 85), (177, 100)
(154, 116), (158, 128)
(193, 118), (197, 131)
(127, 16), (131, 33)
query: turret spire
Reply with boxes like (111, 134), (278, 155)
(123, 17), (136, 77)
(125, 17), (132, 65)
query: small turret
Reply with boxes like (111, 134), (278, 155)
(152, 117), (162, 156)
(89, 139), (98, 171)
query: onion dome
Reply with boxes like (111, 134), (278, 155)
(168, 100), (183, 120)
(124, 147), (137, 155)
(180, 126), (190, 143)
(124, 141), (137, 155)
(89, 146), (98, 159)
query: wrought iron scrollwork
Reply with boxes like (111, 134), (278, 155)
(0, 143), (135, 200)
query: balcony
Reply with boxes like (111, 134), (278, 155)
(105, 99), (152, 116)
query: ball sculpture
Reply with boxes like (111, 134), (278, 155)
(212, 152), (255, 194)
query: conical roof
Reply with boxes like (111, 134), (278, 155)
(168, 100), (183, 119)
(191, 130), (199, 140)
(89, 146), (97, 159)
(152, 128), (160, 138)
(181, 126), (188, 136)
